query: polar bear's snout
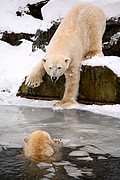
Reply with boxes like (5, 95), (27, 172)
(46, 66), (63, 82)
(49, 67), (59, 82)
(52, 76), (57, 82)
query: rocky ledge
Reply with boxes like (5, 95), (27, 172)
(17, 65), (120, 105)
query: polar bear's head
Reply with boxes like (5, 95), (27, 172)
(23, 130), (63, 159)
(42, 54), (71, 81)
(24, 130), (54, 157)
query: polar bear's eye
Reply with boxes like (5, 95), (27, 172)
(58, 67), (61, 69)
(49, 67), (52, 69)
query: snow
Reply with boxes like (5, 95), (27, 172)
(82, 56), (120, 77)
(0, 0), (42, 33)
(42, 0), (120, 30)
(0, 0), (120, 118)
(1, 0), (120, 33)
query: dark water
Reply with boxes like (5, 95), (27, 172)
(0, 106), (120, 179)
(0, 146), (120, 180)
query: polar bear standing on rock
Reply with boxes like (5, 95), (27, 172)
(26, 3), (106, 108)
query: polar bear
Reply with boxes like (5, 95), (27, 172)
(25, 3), (106, 108)
(23, 130), (63, 159)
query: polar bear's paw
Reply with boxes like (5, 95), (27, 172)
(52, 139), (63, 151)
(54, 99), (78, 108)
(25, 73), (43, 88)
(85, 51), (104, 59)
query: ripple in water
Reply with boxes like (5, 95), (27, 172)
(0, 145), (120, 180)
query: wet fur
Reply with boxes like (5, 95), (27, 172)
(24, 131), (63, 159)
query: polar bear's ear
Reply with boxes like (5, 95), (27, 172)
(42, 59), (46, 63)
(24, 136), (29, 143)
(65, 58), (71, 64)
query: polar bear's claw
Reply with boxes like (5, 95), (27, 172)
(25, 75), (42, 88)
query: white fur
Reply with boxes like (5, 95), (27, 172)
(26, 3), (106, 108)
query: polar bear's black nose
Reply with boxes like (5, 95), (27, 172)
(52, 76), (57, 81)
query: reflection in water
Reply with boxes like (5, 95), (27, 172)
(62, 110), (81, 146)
(0, 106), (120, 155)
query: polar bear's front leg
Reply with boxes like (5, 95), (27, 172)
(55, 67), (80, 108)
(25, 61), (46, 88)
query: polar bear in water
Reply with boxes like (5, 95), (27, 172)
(24, 130), (63, 160)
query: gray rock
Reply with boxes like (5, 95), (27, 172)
(69, 150), (89, 157)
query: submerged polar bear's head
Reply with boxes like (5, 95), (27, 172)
(24, 130), (63, 159)
(42, 54), (71, 81)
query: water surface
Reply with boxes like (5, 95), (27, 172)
(0, 105), (120, 179)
